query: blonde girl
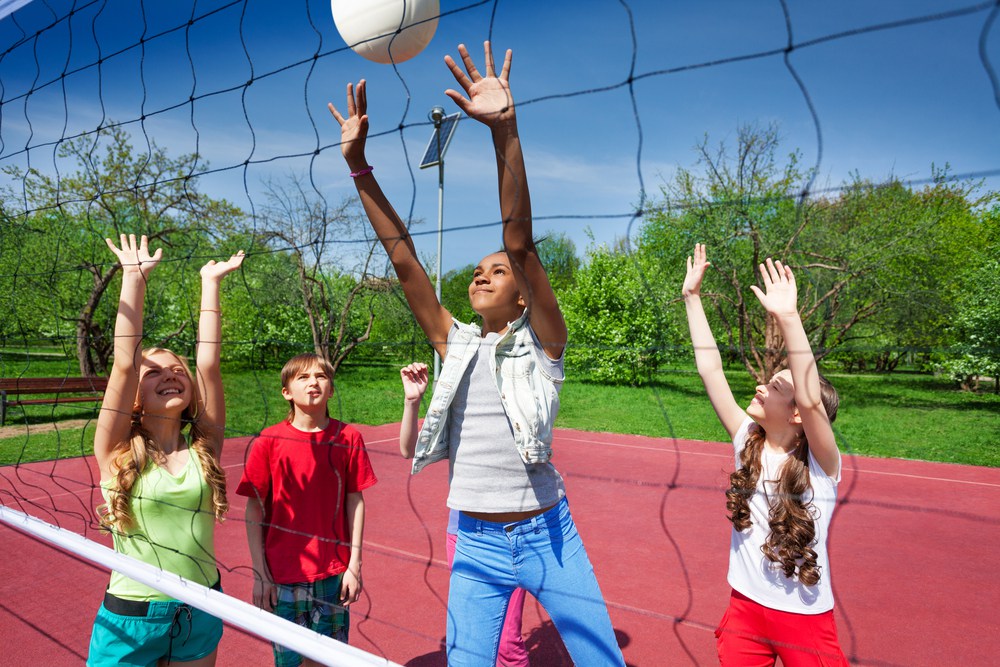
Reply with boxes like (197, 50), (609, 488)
(88, 234), (243, 667)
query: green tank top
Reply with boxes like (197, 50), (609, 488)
(101, 448), (218, 600)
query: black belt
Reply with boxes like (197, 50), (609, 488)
(103, 575), (222, 616)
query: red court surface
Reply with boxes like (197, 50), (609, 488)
(2, 424), (999, 666)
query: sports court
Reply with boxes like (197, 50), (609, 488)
(2, 424), (997, 666)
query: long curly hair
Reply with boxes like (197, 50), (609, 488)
(725, 373), (839, 586)
(98, 348), (229, 533)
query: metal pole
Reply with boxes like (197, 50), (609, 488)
(434, 156), (444, 380)
(423, 105), (450, 383)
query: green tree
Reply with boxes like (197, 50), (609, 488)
(640, 123), (809, 383)
(941, 206), (1000, 391)
(256, 174), (381, 377)
(536, 233), (580, 291)
(1, 124), (243, 375)
(216, 233), (312, 367)
(809, 171), (994, 372)
(439, 263), (478, 325)
(362, 280), (424, 364)
(562, 243), (676, 385)
(640, 124), (995, 383)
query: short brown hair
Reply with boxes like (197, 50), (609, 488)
(280, 353), (335, 421)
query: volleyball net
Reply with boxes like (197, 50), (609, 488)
(0, 504), (401, 666)
(1, 0), (999, 664)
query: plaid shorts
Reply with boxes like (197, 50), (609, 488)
(272, 574), (350, 667)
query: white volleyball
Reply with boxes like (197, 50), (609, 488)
(331, 0), (440, 65)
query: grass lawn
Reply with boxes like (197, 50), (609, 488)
(1, 361), (997, 467)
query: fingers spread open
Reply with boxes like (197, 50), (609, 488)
(483, 40), (495, 77)
(457, 43), (480, 82)
(498, 47), (512, 81)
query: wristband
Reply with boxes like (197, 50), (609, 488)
(349, 166), (374, 178)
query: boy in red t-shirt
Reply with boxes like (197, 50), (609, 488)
(236, 353), (377, 667)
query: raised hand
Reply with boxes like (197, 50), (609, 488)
(200, 250), (245, 282)
(444, 41), (514, 128)
(682, 243), (711, 298)
(749, 257), (799, 318)
(105, 234), (162, 278)
(327, 80), (369, 167)
(400, 362), (429, 403)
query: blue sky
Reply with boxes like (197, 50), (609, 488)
(1, 0), (998, 273)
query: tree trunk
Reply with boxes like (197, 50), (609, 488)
(76, 264), (119, 376)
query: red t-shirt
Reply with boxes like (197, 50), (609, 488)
(235, 419), (378, 584)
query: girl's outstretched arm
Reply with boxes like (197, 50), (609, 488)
(398, 362), (429, 459)
(683, 244), (746, 438)
(328, 81), (452, 357)
(750, 258), (839, 476)
(196, 251), (244, 456)
(444, 42), (566, 359)
(95, 234), (162, 479)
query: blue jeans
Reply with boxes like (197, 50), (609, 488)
(447, 498), (625, 666)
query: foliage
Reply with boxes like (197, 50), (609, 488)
(254, 174), (382, 376)
(220, 236), (314, 366)
(0, 124), (243, 374)
(820, 173), (995, 373)
(439, 263), (478, 325)
(361, 281), (426, 365)
(536, 233), (580, 291)
(640, 123), (814, 382)
(640, 124), (997, 384)
(939, 207), (1000, 390)
(561, 244), (678, 385)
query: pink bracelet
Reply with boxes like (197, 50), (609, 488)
(349, 166), (374, 178)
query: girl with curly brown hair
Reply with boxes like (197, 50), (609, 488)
(683, 243), (848, 667)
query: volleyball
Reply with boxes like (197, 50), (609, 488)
(331, 0), (439, 65)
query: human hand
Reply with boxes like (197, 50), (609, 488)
(252, 570), (277, 611)
(340, 567), (362, 606)
(105, 234), (162, 278)
(749, 257), (799, 318)
(400, 363), (429, 403)
(200, 250), (245, 282)
(327, 80), (369, 169)
(444, 42), (514, 128)
(682, 243), (711, 298)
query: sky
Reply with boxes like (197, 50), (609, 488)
(1, 0), (998, 274)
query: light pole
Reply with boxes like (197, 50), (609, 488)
(419, 106), (460, 380)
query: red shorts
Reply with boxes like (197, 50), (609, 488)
(715, 589), (849, 667)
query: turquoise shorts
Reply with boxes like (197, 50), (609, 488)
(87, 582), (223, 666)
(272, 574), (350, 667)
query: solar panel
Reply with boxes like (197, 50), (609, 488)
(419, 112), (461, 169)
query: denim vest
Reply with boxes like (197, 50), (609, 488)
(411, 312), (563, 475)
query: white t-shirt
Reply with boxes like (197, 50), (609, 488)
(727, 418), (841, 614)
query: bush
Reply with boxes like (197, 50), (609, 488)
(561, 247), (679, 385)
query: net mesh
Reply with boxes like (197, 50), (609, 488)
(1, 0), (999, 665)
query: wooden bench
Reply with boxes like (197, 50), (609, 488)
(0, 376), (109, 426)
